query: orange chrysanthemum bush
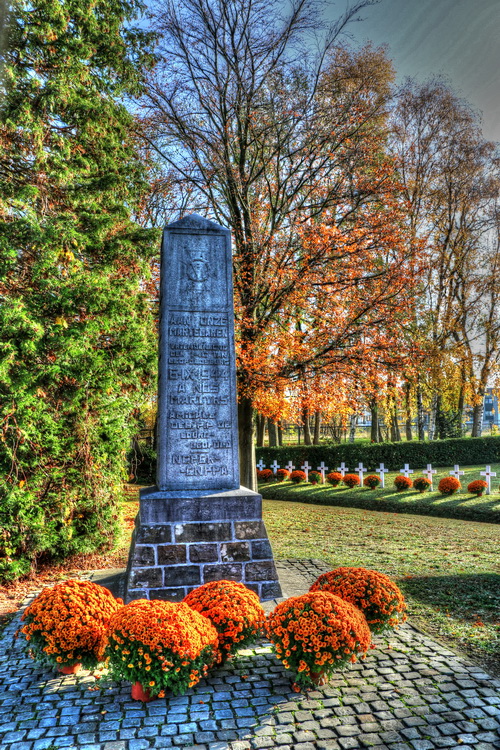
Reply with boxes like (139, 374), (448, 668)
(105, 599), (219, 696)
(257, 468), (274, 482)
(437, 476), (461, 496)
(363, 474), (381, 489)
(310, 567), (407, 634)
(290, 470), (306, 484)
(266, 591), (371, 687)
(184, 580), (266, 659)
(394, 475), (413, 491)
(467, 479), (488, 497)
(19, 579), (122, 670)
(326, 472), (342, 486)
(276, 468), (290, 482)
(342, 473), (360, 488)
(413, 476), (432, 493)
(308, 470), (322, 485)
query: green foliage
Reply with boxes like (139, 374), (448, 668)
(257, 435), (500, 473)
(0, 0), (158, 580)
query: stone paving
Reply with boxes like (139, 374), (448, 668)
(0, 560), (499, 750)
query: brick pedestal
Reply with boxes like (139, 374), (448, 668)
(125, 486), (282, 602)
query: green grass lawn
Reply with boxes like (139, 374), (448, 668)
(262, 498), (500, 677)
(259, 463), (500, 523)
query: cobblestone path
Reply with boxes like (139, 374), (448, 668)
(0, 560), (498, 750)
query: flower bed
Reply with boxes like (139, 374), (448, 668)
(276, 468), (290, 482)
(266, 591), (371, 687)
(363, 474), (381, 489)
(467, 479), (488, 497)
(19, 579), (122, 671)
(257, 468), (274, 482)
(413, 476), (432, 493)
(326, 472), (342, 486)
(394, 475), (413, 491)
(342, 473), (360, 488)
(183, 581), (265, 659)
(105, 599), (219, 697)
(438, 476), (461, 495)
(310, 567), (407, 633)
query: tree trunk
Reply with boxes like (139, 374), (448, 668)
(348, 414), (356, 443)
(256, 413), (265, 447)
(238, 395), (256, 491)
(370, 401), (379, 442)
(471, 398), (484, 437)
(428, 393), (438, 440)
(313, 411), (321, 445)
(416, 382), (425, 440)
(457, 382), (465, 434)
(390, 407), (401, 442)
(277, 420), (283, 447)
(302, 408), (312, 445)
(404, 382), (413, 441)
(268, 418), (278, 447)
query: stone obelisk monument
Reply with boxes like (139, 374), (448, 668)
(125, 214), (282, 602)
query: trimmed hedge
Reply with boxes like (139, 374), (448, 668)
(256, 436), (500, 473)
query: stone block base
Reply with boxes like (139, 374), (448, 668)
(124, 486), (282, 602)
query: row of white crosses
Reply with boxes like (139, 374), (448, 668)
(257, 459), (497, 494)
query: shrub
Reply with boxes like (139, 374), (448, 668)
(467, 479), (488, 497)
(438, 476), (461, 495)
(343, 473), (360, 488)
(308, 470), (322, 485)
(257, 468), (274, 482)
(310, 567), (407, 633)
(18, 580), (122, 670)
(105, 599), (219, 697)
(363, 474), (381, 489)
(183, 581), (265, 659)
(276, 468), (290, 482)
(326, 472), (343, 486)
(413, 476), (432, 493)
(290, 470), (306, 484)
(394, 475), (413, 491)
(266, 591), (371, 687)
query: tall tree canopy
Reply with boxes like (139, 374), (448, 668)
(0, 0), (158, 579)
(142, 0), (421, 487)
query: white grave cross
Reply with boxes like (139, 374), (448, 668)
(257, 459), (266, 472)
(423, 464), (437, 489)
(337, 462), (348, 477)
(355, 462), (367, 484)
(376, 463), (389, 488)
(450, 464), (465, 491)
(270, 460), (280, 475)
(317, 462), (329, 483)
(301, 461), (311, 481)
(400, 463), (414, 478)
(480, 465), (497, 495)
(285, 461), (295, 474)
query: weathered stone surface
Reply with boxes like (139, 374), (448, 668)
(156, 215), (239, 492)
(235, 521), (267, 539)
(245, 561), (278, 582)
(131, 546), (155, 566)
(128, 567), (163, 589)
(157, 545), (187, 565)
(174, 522), (232, 543)
(136, 525), (173, 544)
(138, 487), (262, 524)
(220, 542), (251, 562)
(203, 563), (243, 582)
(163, 565), (201, 587)
(149, 588), (185, 602)
(251, 540), (273, 559)
(189, 543), (219, 563)
(261, 581), (283, 599)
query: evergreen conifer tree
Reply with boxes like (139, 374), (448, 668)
(0, 0), (157, 579)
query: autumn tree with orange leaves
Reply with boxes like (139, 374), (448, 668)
(141, 0), (423, 488)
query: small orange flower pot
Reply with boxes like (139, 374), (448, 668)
(131, 681), (155, 702)
(59, 663), (82, 675)
(309, 670), (329, 686)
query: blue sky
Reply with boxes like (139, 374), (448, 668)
(332, 0), (500, 142)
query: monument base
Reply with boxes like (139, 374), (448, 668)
(124, 486), (282, 602)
